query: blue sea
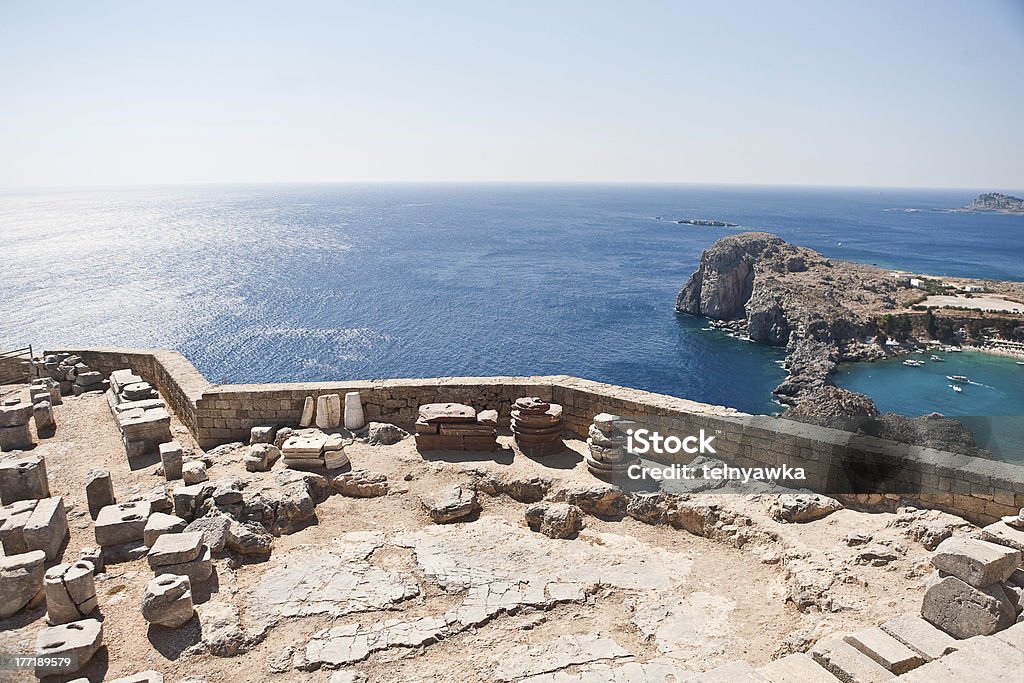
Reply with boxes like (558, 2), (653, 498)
(1, 184), (1023, 420)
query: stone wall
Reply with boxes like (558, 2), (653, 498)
(44, 348), (1024, 525)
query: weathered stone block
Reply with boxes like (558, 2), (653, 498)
(95, 500), (151, 546)
(23, 495), (68, 560)
(931, 537), (1021, 588)
(182, 460), (208, 485)
(33, 400), (56, 435)
(921, 574), (1016, 638)
(810, 638), (894, 683)
(34, 618), (103, 676)
(0, 453), (49, 504)
(148, 531), (203, 568)
(0, 498), (35, 554)
(0, 401), (33, 427)
(250, 425), (276, 444)
(155, 543), (213, 584)
(141, 573), (194, 627)
(85, 468), (115, 519)
(420, 485), (479, 524)
(757, 652), (840, 682)
(158, 441), (183, 480)
(0, 549), (46, 618)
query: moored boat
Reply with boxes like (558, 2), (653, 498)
(903, 359), (925, 367)
(930, 355), (945, 362)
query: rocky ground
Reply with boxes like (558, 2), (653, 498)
(0, 388), (982, 683)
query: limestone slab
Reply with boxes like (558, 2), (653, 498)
(931, 537), (1021, 588)
(879, 613), (958, 662)
(157, 543), (213, 584)
(143, 512), (187, 547)
(0, 549), (46, 618)
(844, 626), (923, 674)
(148, 531), (203, 567)
(810, 638), (895, 683)
(0, 453), (49, 504)
(758, 652), (841, 682)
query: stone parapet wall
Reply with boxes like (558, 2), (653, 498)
(43, 347), (1024, 525)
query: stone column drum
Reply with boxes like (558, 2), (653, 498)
(44, 560), (98, 624)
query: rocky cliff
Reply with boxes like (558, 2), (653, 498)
(677, 232), (895, 405)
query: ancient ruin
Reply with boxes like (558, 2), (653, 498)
(0, 350), (1022, 681)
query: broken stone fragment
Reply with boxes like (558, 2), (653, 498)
(343, 391), (365, 430)
(0, 549), (46, 618)
(420, 485), (480, 523)
(226, 519), (273, 556)
(33, 400), (56, 436)
(249, 424), (277, 445)
(34, 618), (103, 677)
(524, 503), (583, 539)
(363, 421), (408, 446)
(769, 493), (843, 523)
(299, 397), (315, 428)
(930, 537), (1021, 588)
(184, 513), (232, 553)
(554, 485), (627, 520)
(316, 393), (342, 430)
(142, 573), (194, 628)
(182, 460), (209, 485)
(23, 495), (69, 561)
(330, 469), (389, 498)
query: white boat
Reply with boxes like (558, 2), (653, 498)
(930, 355), (945, 362)
(949, 384), (963, 393)
(946, 375), (969, 383)
(945, 346), (962, 352)
(1017, 362), (1024, 366)
(903, 359), (925, 367)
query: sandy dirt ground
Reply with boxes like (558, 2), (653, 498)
(0, 388), (964, 683)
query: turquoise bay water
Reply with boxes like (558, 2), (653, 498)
(0, 184), (1022, 421)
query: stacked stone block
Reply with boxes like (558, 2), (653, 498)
(147, 531), (213, 585)
(414, 403), (498, 452)
(33, 353), (109, 397)
(511, 397), (565, 457)
(921, 537), (1021, 638)
(280, 429), (348, 470)
(105, 368), (172, 460)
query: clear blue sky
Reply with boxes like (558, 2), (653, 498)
(1, 0), (1022, 188)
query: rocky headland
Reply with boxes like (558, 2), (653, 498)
(674, 232), (1020, 454)
(958, 192), (1024, 216)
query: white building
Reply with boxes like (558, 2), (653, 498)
(909, 278), (925, 289)
(962, 285), (984, 293)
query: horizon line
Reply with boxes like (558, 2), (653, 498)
(1, 180), (1022, 194)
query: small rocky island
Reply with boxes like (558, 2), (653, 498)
(958, 192), (1024, 215)
(675, 218), (741, 227)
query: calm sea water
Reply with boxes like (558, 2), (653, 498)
(1, 184), (1022, 419)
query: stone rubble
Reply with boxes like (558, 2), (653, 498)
(414, 402), (498, 452)
(770, 493), (844, 524)
(330, 469), (390, 498)
(143, 511), (188, 546)
(524, 502), (583, 539)
(281, 428), (349, 470)
(511, 397), (566, 457)
(106, 367), (172, 460)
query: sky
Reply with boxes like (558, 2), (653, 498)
(0, 1), (1022, 189)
